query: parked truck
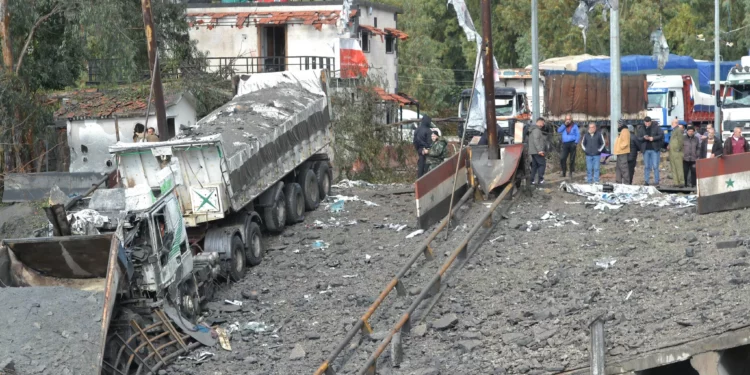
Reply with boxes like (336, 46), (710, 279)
(0, 69), (333, 374)
(457, 87), (530, 144)
(109, 69), (333, 281)
(647, 74), (715, 143)
(719, 56), (750, 139)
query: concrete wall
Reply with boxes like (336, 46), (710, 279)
(67, 97), (197, 173)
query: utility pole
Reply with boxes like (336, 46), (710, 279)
(609, 0), (620, 152)
(714, 0), (721, 139)
(141, 0), (169, 141)
(531, 0), (540, 120)
(481, 0), (498, 160)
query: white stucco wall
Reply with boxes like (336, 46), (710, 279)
(187, 4), (401, 92)
(357, 7), (399, 93)
(67, 97), (197, 173)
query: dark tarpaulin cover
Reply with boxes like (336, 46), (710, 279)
(561, 74), (576, 114)
(544, 71), (646, 117)
(573, 74), (587, 115)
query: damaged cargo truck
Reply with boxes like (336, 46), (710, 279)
(110, 69), (334, 280)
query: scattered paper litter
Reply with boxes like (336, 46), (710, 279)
(329, 194), (379, 207)
(595, 257), (617, 269)
(405, 229), (424, 239)
(561, 182), (696, 209)
(332, 179), (375, 189)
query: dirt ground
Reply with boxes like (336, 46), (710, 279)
(3, 177), (744, 375)
(0, 202), (50, 241)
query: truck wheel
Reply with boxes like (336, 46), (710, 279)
(298, 168), (320, 211)
(245, 222), (264, 266)
(314, 162), (332, 200)
(263, 188), (286, 233)
(284, 182), (305, 224)
(179, 277), (201, 322)
(229, 234), (246, 281)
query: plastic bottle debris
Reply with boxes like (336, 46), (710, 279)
(312, 240), (329, 249)
(242, 322), (271, 334)
(329, 200), (345, 213)
(594, 257), (617, 269)
(178, 350), (215, 363)
(405, 229), (424, 239)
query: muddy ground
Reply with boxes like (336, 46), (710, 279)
(0, 202), (49, 241)
(170, 182), (749, 375)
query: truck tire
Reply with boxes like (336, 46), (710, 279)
(263, 188), (286, 233)
(284, 182), (305, 224)
(229, 234), (246, 281)
(298, 168), (320, 211)
(245, 222), (264, 266)
(314, 162), (332, 200)
(179, 276), (201, 321)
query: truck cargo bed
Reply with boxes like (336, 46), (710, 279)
(110, 70), (332, 224)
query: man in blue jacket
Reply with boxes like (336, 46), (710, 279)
(557, 115), (580, 177)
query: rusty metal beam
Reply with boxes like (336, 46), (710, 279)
(356, 180), (514, 375)
(481, 0), (498, 160)
(313, 187), (475, 375)
(141, 0), (168, 141)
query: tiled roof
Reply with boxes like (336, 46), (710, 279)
(371, 87), (416, 105)
(188, 10), (358, 31)
(50, 86), (186, 120)
(384, 28), (408, 41)
(359, 24), (385, 36)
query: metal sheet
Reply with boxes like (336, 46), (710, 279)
(470, 144), (524, 195)
(414, 150), (469, 230)
(2, 172), (110, 203)
(2, 234), (113, 279)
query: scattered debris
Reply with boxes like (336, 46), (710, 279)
(332, 179), (375, 189)
(595, 257), (617, 269)
(216, 327), (232, 351)
(625, 290), (633, 301)
(406, 229), (425, 239)
(329, 194), (378, 207)
(329, 200), (345, 213)
(242, 322), (271, 334)
(289, 343), (307, 360)
(178, 350), (215, 364)
(312, 240), (329, 249)
(562, 182), (696, 209)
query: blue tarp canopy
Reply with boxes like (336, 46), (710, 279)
(576, 54), (698, 74)
(696, 61), (739, 93)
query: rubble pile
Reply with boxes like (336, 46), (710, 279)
(0, 287), (105, 375)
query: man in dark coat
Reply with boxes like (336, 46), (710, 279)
(413, 115), (433, 178)
(478, 124), (505, 146)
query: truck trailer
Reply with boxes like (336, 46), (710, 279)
(110, 69), (333, 281)
(647, 74), (716, 143)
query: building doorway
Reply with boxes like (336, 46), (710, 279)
(261, 26), (286, 72)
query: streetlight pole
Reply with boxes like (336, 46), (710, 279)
(531, 0), (540, 120)
(141, 0), (168, 141)
(714, 0), (721, 139)
(609, 0), (620, 152)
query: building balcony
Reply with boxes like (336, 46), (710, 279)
(85, 56), (336, 85)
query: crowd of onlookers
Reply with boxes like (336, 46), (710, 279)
(529, 115), (750, 187)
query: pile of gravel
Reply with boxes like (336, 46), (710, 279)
(0, 286), (105, 375)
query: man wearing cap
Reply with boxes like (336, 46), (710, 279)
(638, 116), (663, 186)
(667, 118), (685, 187)
(683, 125), (701, 188)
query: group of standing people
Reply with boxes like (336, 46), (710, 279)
(667, 118), (750, 187)
(413, 115), (448, 178)
(549, 115), (750, 187)
(133, 123), (160, 143)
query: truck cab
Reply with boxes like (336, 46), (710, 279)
(458, 87), (529, 143)
(648, 74), (715, 143)
(720, 56), (750, 139)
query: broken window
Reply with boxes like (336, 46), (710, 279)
(386, 34), (395, 54)
(361, 30), (370, 53)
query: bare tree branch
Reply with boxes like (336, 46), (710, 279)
(15, 3), (62, 74)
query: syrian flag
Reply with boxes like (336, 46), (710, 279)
(696, 152), (750, 214)
(338, 38), (368, 79)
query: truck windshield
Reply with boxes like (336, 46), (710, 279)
(724, 84), (750, 108)
(647, 93), (667, 109)
(495, 98), (514, 116)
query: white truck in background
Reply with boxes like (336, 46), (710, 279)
(719, 56), (750, 139)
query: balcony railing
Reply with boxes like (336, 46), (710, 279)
(86, 56), (336, 85)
